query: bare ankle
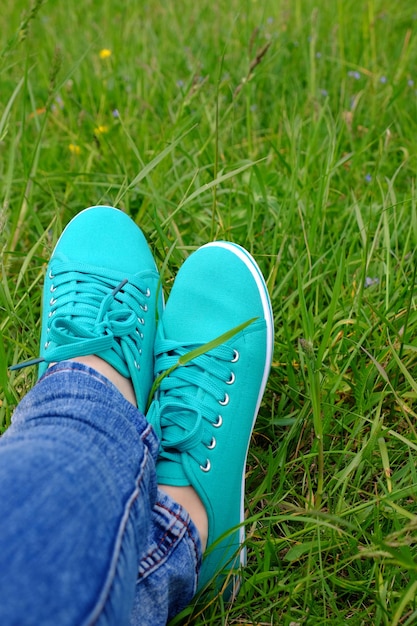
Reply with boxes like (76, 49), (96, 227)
(159, 484), (208, 551)
(64, 356), (137, 407)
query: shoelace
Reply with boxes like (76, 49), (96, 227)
(148, 338), (239, 471)
(10, 261), (151, 373)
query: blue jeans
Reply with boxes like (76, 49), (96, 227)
(0, 362), (202, 626)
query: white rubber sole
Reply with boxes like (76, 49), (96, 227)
(201, 241), (274, 567)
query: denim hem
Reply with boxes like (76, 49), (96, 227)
(138, 489), (202, 582)
(129, 491), (202, 625)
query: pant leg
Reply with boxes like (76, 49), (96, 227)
(0, 362), (159, 626)
(130, 490), (202, 626)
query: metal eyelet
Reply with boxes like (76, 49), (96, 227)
(200, 459), (211, 472)
(219, 393), (229, 406)
(207, 437), (216, 450)
(44, 341), (50, 349)
(231, 349), (240, 363)
(226, 372), (235, 385)
(134, 361), (140, 370)
(50, 297), (57, 306)
(145, 288), (151, 297)
(140, 304), (148, 312)
(48, 310), (56, 318)
(214, 415), (223, 428)
(48, 270), (55, 279)
(137, 317), (145, 325)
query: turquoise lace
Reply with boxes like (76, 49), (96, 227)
(147, 338), (238, 470)
(10, 261), (150, 374)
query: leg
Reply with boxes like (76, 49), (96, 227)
(0, 361), (159, 626)
(4, 206), (200, 624)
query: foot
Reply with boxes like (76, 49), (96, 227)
(11, 206), (163, 412)
(147, 242), (274, 593)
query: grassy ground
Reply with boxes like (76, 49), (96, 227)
(2, 0), (417, 623)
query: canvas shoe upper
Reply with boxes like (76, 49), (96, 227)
(146, 242), (274, 593)
(11, 206), (162, 412)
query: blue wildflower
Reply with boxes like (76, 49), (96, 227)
(364, 276), (379, 288)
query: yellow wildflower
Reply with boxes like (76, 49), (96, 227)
(69, 144), (81, 155)
(99, 49), (112, 60)
(94, 125), (109, 135)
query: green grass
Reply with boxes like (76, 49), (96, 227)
(2, 0), (417, 623)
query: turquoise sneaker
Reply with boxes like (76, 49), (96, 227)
(147, 242), (274, 593)
(11, 206), (162, 412)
